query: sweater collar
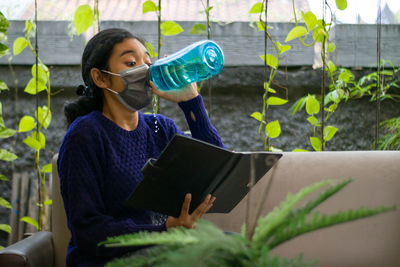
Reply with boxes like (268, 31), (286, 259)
(92, 110), (147, 137)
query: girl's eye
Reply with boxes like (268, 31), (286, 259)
(127, 61), (136, 67)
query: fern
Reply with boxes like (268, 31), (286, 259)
(99, 226), (198, 247)
(102, 178), (396, 267)
(261, 178), (354, 242)
(267, 205), (396, 249)
(252, 180), (333, 247)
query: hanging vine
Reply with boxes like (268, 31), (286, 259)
(0, 12), (16, 247)
(13, 7), (53, 230)
(142, 0), (184, 114)
(249, 0), (290, 152)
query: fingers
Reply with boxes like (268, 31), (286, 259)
(193, 194), (214, 218)
(180, 193), (191, 217)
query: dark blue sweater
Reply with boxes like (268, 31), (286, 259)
(57, 95), (224, 266)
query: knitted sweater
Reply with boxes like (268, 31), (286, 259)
(57, 95), (224, 266)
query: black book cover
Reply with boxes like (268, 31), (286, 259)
(127, 134), (282, 217)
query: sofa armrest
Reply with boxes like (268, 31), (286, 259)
(0, 231), (54, 267)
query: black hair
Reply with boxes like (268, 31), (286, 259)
(64, 28), (145, 127)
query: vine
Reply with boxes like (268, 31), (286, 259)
(287, 0), (348, 151)
(13, 20), (53, 231)
(142, 0), (184, 114)
(0, 11), (15, 249)
(249, 1), (291, 152)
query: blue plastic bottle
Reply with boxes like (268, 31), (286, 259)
(148, 40), (224, 91)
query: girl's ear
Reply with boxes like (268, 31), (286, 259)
(91, 68), (108, 89)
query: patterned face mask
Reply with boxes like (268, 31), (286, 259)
(101, 64), (152, 111)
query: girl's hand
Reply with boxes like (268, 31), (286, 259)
(166, 193), (216, 230)
(150, 81), (199, 103)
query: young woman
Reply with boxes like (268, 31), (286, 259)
(58, 28), (225, 266)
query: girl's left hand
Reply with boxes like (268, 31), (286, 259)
(150, 81), (199, 103)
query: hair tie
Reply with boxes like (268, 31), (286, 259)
(76, 85), (94, 98)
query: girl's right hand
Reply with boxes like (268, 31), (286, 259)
(166, 193), (215, 230)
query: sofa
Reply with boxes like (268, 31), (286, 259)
(0, 151), (399, 267)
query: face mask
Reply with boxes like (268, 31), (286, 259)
(101, 64), (152, 111)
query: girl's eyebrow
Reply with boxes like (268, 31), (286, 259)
(120, 50), (136, 57)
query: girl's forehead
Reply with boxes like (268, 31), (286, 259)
(113, 38), (146, 55)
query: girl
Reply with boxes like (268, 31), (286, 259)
(58, 28), (224, 266)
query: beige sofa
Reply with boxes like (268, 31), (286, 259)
(0, 151), (399, 267)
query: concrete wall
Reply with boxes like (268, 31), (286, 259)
(1, 20), (399, 93)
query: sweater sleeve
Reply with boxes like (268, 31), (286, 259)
(57, 129), (166, 259)
(178, 94), (225, 148)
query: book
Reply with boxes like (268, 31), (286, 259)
(126, 134), (282, 217)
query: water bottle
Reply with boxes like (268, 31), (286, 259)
(148, 40), (224, 91)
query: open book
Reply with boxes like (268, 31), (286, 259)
(127, 134), (282, 217)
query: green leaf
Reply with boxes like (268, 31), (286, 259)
(13, 37), (28, 56)
(305, 95), (320, 115)
(310, 137), (322, 151)
(23, 136), (42, 151)
(25, 20), (33, 34)
(250, 112), (263, 122)
(20, 216), (39, 230)
(266, 97), (288, 106)
(323, 126), (338, 141)
(32, 130), (45, 149)
(292, 149), (309, 152)
(144, 42), (158, 58)
(327, 42), (336, 53)
(276, 41), (291, 54)
(190, 23), (206, 35)
(265, 120), (281, 138)
(264, 83), (276, 93)
(32, 64), (49, 85)
(285, 26), (307, 42)
(18, 115), (36, 132)
(0, 43), (8, 57)
(0, 174), (9, 181)
(338, 70), (353, 83)
(0, 80), (9, 91)
(35, 106), (51, 129)
(302, 11), (317, 31)
(0, 102), (4, 127)
(24, 77), (47, 95)
(0, 197), (11, 209)
(161, 21), (184, 36)
(325, 60), (337, 73)
(260, 54), (278, 69)
(336, 0), (347, 10)
(0, 127), (16, 138)
(249, 2), (264, 14)
(44, 199), (52, 206)
(307, 116), (319, 126)
(42, 163), (52, 173)
(142, 0), (158, 14)
(74, 5), (93, 36)
(0, 224), (11, 234)
(0, 12), (10, 34)
(205, 6), (213, 15)
(0, 149), (17, 161)
(330, 89), (344, 104)
(313, 27), (326, 43)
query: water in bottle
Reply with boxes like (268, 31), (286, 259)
(148, 40), (224, 91)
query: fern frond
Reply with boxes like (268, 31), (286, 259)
(263, 178), (354, 241)
(252, 180), (333, 247)
(99, 225), (198, 248)
(104, 220), (248, 267)
(292, 178), (354, 217)
(268, 205), (397, 249)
